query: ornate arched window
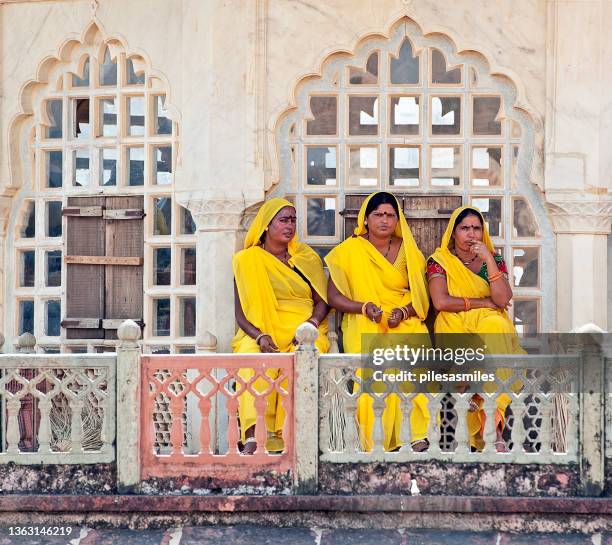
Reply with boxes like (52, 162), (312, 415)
(8, 25), (196, 353)
(273, 19), (553, 333)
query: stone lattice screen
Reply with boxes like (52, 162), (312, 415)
(0, 354), (115, 464)
(319, 354), (579, 464)
(140, 354), (295, 480)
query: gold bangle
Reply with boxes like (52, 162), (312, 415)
(400, 306), (408, 321)
(307, 317), (320, 328)
(361, 302), (371, 316)
(255, 333), (267, 344)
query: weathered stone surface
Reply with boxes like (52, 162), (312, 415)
(0, 464), (115, 494)
(0, 526), (608, 545)
(405, 530), (497, 544)
(76, 528), (166, 545)
(139, 470), (293, 496)
(181, 524), (316, 545)
(320, 528), (404, 545)
(497, 533), (596, 544)
(318, 462), (580, 497)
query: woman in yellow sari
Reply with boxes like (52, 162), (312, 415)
(428, 206), (524, 451)
(232, 198), (330, 454)
(325, 192), (431, 452)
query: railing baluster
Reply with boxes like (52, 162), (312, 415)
(345, 392), (359, 454)
(481, 394), (497, 455)
(226, 396), (240, 455)
(510, 393), (527, 456)
(399, 394), (412, 452)
(169, 391), (185, 455)
(427, 394), (441, 456)
(371, 394), (385, 455)
(198, 396), (212, 455)
(37, 398), (51, 454)
(252, 371), (268, 455)
(6, 399), (21, 454)
(454, 393), (470, 455)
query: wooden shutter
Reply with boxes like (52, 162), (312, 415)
(342, 194), (463, 258)
(63, 196), (144, 340)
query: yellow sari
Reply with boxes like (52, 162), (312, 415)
(232, 198), (330, 445)
(325, 192), (430, 451)
(429, 205), (524, 448)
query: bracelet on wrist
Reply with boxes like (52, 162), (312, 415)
(361, 302), (371, 316)
(463, 297), (471, 312)
(255, 332), (267, 344)
(488, 271), (503, 283)
(307, 317), (320, 328)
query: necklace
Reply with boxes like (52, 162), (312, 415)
(264, 243), (288, 262)
(367, 234), (393, 258)
(452, 248), (477, 265)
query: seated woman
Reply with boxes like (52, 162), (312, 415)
(428, 206), (524, 452)
(325, 191), (431, 452)
(232, 198), (330, 454)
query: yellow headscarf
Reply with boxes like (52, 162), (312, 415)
(429, 205), (495, 297)
(241, 197), (328, 303)
(355, 192), (429, 320)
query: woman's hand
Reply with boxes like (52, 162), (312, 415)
(258, 334), (279, 353)
(388, 308), (404, 328)
(468, 240), (492, 262)
(480, 297), (499, 310)
(363, 302), (383, 323)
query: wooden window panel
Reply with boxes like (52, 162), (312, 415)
(103, 196), (144, 340)
(64, 195), (144, 340)
(65, 196), (105, 339)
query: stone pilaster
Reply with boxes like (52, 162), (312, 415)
(181, 197), (247, 353)
(546, 196), (612, 331)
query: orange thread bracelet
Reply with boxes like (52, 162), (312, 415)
(488, 271), (503, 283)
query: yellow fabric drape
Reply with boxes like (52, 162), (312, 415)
(429, 205), (525, 448)
(324, 192), (430, 451)
(232, 198), (330, 445)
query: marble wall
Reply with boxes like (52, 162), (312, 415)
(0, 0), (609, 343)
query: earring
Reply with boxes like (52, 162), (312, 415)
(265, 227), (269, 231)
(364, 221), (368, 226)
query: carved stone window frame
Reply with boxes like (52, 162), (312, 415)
(271, 18), (554, 332)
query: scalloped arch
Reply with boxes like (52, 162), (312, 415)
(4, 19), (179, 197)
(266, 15), (543, 191)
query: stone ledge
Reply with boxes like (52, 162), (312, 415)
(0, 495), (609, 515)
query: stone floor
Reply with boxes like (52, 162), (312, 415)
(0, 525), (609, 545)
